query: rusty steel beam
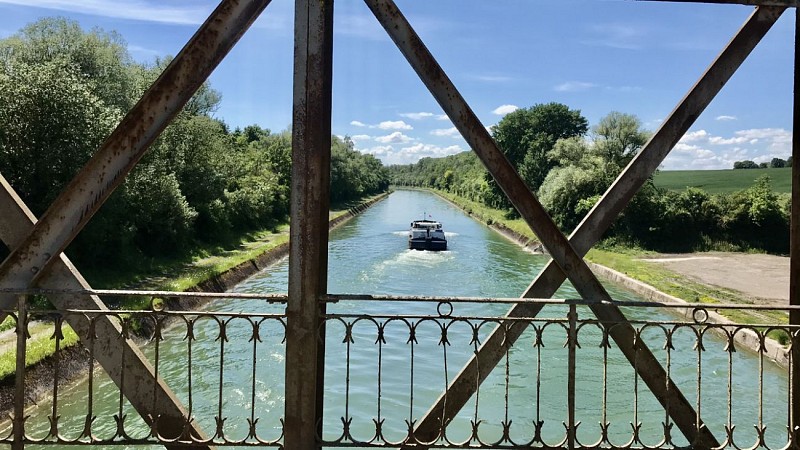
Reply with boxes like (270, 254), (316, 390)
(406, 5), (781, 447)
(360, 2), (718, 443)
(0, 176), (214, 447)
(367, 3), (782, 447)
(365, 0), (614, 326)
(284, 0), (334, 448)
(0, 0), (271, 311)
(791, 6), (800, 446)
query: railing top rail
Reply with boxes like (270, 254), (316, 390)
(0, 287), (287, 301)
(0, 287), (794, 313)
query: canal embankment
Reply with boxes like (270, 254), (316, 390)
(423, 187), (791, 368)
(0, 191), (391, 418)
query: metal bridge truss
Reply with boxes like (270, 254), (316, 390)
(0, 0), (798, 449)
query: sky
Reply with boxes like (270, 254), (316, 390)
(0, 0), (795, 170)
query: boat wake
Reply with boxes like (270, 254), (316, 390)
(393, 248), (454, 266)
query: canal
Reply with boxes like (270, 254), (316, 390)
(17, 189), (791, 448)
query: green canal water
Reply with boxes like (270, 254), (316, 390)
(15, 190), (792, 448)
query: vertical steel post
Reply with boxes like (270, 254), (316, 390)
(12, 295), (27, 450)
(284, 0), (334, 448)
(791, 6), (800, 448)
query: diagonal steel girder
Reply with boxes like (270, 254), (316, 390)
(367, 1), (782, 447)
(0, 0), (271, 311)
(0, 0), (272, 446)
(386, 4), (782, 448)
(0, 174), (213, 447)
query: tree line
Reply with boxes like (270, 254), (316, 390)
(0, 18), (389, 272)
(388, 103), (789, 254)
(733, 158), (791, 169)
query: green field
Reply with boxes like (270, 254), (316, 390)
(653, 167), (791, 194)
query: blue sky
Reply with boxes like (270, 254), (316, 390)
(0, 0), (794, 169)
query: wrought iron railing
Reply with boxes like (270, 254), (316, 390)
(0, 291), (796, 449)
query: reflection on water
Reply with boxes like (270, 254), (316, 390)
(15, 190), (791, 448)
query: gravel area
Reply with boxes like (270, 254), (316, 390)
(639, 252), (789, 306)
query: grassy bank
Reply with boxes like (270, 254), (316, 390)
(587, 247), (788, 343)
(0, 193), (387, 379)
(428, 187), (788, 338)
(434, 190), (536, 239)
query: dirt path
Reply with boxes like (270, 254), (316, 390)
(639, 252), (789, 306)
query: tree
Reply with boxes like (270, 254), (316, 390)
(592, 111), (649, 167)
(770, 158), (786, 168)
(759, 162), (768, 168)
(1, 17), (139, 112)
(0, 59), (120, 215)
(733, 160), (758, 169)
(489, 103), (588, 209)
(538, 112), (649, 232)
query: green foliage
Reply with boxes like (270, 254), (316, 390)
(489, 103), (588, 207)
(0, 18), (389, 279)
(330, 136), (389, 203)
(770, 158), (786, 168)
(387, 151), (489, 204)
(733, 160), (758, 169)
(591, 111), (649, 167)
(0, 59), (120, 215)
(389, 108), (790, 255)
(0, 323), (80, 380)
(538, 164), (608, 231)
(0, 17), (139, 111)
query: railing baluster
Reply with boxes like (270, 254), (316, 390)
(12, 295), (27, 450)
(567, 305), (577, 450)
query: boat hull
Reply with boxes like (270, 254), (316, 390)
(408, 238), (447, 251)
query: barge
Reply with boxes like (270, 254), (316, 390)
(408, 219), (447, 251)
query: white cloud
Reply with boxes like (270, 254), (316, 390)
(674, 143), (701, 153)
(377, 120), (413, 131)
(734, 128), (790, 142)
(678, 130), (708, 143)
(715, 115), (737, 121)
(709, 136), (750, 145)
(355, 141), (464, 165)
(554, 81), (597, 92)
(362, 145), (393, 157)
(663, 127), (791, 170)
(0, 0), (211, 25)
(375, 131), (413, 144)
(401, 143), (463, 158)
(350, 134), (371, 142)
(470, 74), (512, 83)
(400, 112), (435, 120)
(431, 127), (459, 138)
(436, 114), (450, 121)
(492, 104), (519, 116)
(351, 120), (368, 127)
